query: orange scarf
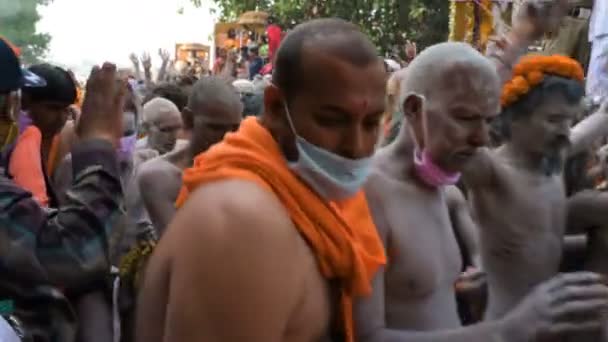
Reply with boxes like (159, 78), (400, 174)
(46, 134), (60, 178)
(9, 126), (49, 207)
(175, 117), (386, 341)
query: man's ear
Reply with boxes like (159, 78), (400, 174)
(402, 93), (426, 147)
(263, 83), (285, 122)
(181, 107), (194, 129)
(402, 93), (424, 121)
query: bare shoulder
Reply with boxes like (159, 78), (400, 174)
(154, 180), (306, 339)
(168, 180), (298, 249)
(463, 147), (498, 187)
(162, 179), (305, 279)
(133, 148), (160, 168)
(137, 157), (180, 188)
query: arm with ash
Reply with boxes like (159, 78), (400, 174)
(569, 101), (608, 156)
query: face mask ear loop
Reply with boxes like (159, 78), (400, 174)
(283, 101), (298, 136)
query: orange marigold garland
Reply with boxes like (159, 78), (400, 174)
(501, 55), (584, 108)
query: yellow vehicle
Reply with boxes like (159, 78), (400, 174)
(175, 43), (210, 63)
(214, 11), (268, 52)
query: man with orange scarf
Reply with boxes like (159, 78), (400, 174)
(1, 63), (77, 207)
(135, 19), (387, 342)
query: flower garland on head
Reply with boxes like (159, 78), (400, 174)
(501, 55), (585, 108)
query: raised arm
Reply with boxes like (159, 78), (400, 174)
(129, 53), (143, 81)
(569, 101), (608, 156)
(0, 63), (127, 291)
(139, 180), (303, 342)
(156, 49), (171, 83)
(0, 140), (123, 290)
(486, 0), (571, 83)
(141, 52), (154, 89)
(0, 63), (126, 290)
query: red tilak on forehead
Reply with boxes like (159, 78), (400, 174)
(361, 99), (369, 110)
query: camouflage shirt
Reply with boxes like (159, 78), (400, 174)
(0, 139), (125, 341)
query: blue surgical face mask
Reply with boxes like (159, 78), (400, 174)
(283, 102), (372, 200)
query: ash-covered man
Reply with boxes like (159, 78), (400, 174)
(134, 76), (242, 236)
(132, 97), (182, 168)
(355, 1), (608, 341)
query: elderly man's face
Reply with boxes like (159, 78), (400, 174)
(147, 113), (183, 154)
(405, 66), (500, 172)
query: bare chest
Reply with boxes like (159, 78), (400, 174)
(473, 168), (566, 293)
(382, 184), (463, 299)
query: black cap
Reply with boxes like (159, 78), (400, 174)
(23, 64), (77, 105)
(0, 38), (46, 94)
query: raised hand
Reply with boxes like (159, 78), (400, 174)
(141, 52), (152, 70)
(503, 272), (608, 340)
(77, 63), (127, 146)
(159, 48), (171, 63)
(129, 53), (140, 67)
(516, 0), (570, 40)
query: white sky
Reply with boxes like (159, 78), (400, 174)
(37, 0), (217, 79)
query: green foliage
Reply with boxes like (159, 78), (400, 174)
(203, 0), (448, 56)
(0, 0), (52, 64)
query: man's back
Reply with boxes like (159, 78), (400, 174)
(136, 179), (334, 341)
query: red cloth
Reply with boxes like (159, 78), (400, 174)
(260, 63), (273, 75)
(266, 24), (282, 61)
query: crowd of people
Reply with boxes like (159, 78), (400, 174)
(1, 0), (608, 341)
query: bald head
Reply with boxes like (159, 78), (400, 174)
(186, 76), (243, 155)
(273, 18), (379, 99)
(395, 42), (501, 172)
(141, 97), (183, 154)
(143, 97), (181, 124)
(401, 42), (499, 104)
(188, 77), (243, 119)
